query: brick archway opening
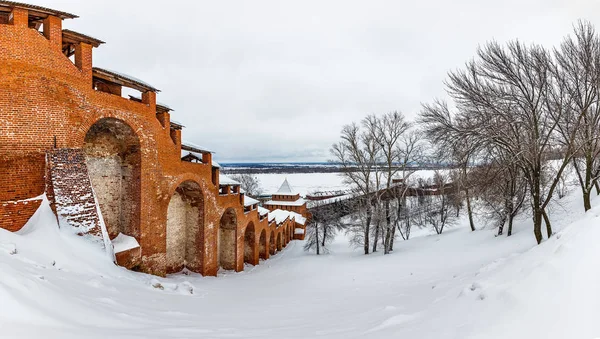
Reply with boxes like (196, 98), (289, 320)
(243, 222), (256, 265)
(219, 208), (237, 270)
(259, 229), (267, 260)
(276, 232), (282, 251)
(166, 180), (204, 274)
(269, 231), (276, 255)
(84, 118), (141, 240)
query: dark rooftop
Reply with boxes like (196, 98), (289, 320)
(0, 1), (78, 19)
(62, 29), (104, 48)
(93, 67), (159, 93)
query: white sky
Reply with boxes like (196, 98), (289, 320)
(36, 0), (600, 162)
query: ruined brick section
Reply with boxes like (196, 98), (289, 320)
(115, 247), (142, 269)
(46, 148), (103, 237)
(0, 199), (42, 232)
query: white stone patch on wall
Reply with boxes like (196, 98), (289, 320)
(185, 203), (200, 269)
(166, 192), (187, 272)
(86, 156), (122, 238)
(166, 182), (204, 273)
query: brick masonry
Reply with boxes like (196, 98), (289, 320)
(0, 198), (42, 232)
(0, 3), (309, 277)
(46, 148), (102, 236)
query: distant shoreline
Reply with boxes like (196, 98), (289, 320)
(220, 162), (453, 174)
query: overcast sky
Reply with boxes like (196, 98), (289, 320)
(36, 0), (600, 162)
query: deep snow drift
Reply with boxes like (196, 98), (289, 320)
(1, 190), (599, 338)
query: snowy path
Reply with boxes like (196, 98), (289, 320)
(1, 191), (599, 338)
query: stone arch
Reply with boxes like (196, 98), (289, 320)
(219, 208), (237, 270)
(276, 232), (282, 251)
(166, 180), (204, 273)
(259, 229), (267, 260)
(269, 230), (276, 255)
(83, 117), (141, 240)
(243, 222), (257, 265)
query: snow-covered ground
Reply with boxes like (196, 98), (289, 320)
(1, 186), (599, 338)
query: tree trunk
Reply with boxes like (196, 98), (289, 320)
(595, 180), (600, 195)
(465, 187), (475, 231)
(322, 225), (327, 247)
(364, 207), (371, 255)
(462, 163), (475, 231)
(383, 200), (392, 254)
(389, 224), (396, 251)
(542, 210), (552, 239)
(533, 209), (543, 244)
(372, 220), (379, 253)
(315, 223), (320, 255)
(532, 172), (543, 244)
(583, 155), (593, 211)
(583, 190), (591, 212)
(497, 219), (504, 236)
(507, 214), (514, 237)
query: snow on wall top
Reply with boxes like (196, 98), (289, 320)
(243, 195), (259, 207)
(287, 211), (306, 225)
(112, 233), (140, 253)
(268, 209), (291, 224)
(258, 206), (269, 216)
(266, 209), (305, 225)
(264, 198), (306, 207)
(181, 140), (213, 153)
(219, 174), (240, 186)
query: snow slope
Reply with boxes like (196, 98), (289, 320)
(0, 190), (599, 338)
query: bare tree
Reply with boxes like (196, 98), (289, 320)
(469, 157), (527, 236)
(554, 20), (600, 211)
(388, 131), (423, 251)
(331, 120), (380, 254)
(423, 171), (456, 235)
(304, 199), (345, 254)
(419, 99), (478, 232)
(373, 112), (412, 254)
(230, 173), (263, 198)
(422, 39), (582, 244)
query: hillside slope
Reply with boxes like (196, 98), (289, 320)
(0, 192), (597, 338)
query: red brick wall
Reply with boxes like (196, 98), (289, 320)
(0, 199), (42, 232)
(0, 12), (300, 277)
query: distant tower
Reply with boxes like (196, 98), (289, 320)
(264, 179), (308, 216)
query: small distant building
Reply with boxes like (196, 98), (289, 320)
(263, 179), (309, 240)
(264, 179), (308, 215)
